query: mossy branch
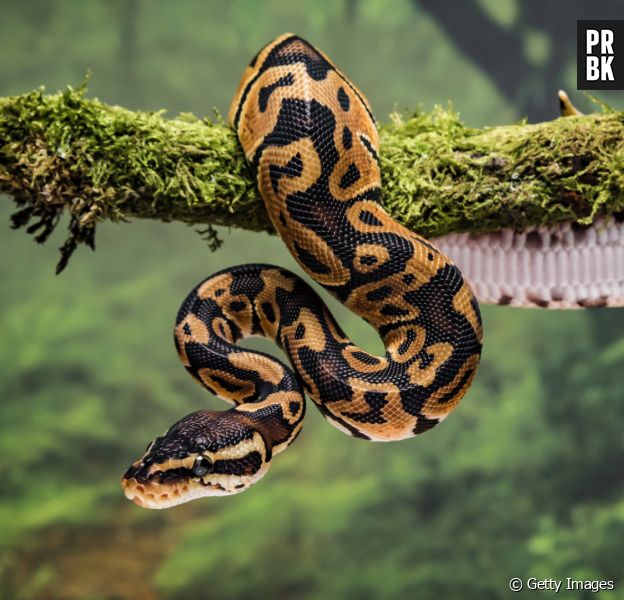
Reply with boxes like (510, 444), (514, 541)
(1, 85), (623, 272)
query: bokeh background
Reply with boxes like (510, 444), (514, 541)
(1, 1), (623, 599)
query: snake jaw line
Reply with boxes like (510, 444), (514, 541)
(122, 411), (275, 508)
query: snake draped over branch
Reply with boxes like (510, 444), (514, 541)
(124, 33), (615, 509)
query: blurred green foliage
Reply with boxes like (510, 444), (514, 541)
(0, 1), (622, 599)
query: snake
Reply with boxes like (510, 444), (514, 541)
(123, 32), (598, 509)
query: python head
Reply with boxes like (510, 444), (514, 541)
(122, 409), (273, 509)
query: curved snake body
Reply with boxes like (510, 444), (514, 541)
(123, 34), (483, 508)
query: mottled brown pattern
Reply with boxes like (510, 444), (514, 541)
(123, 34), (483, 509)
(227, 33), (481, 441)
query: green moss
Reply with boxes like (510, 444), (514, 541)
(1, 86), (623, 271)
(381, 106), (624, 236)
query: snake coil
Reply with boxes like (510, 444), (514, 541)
(123, 34), (483, 509)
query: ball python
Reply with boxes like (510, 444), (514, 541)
(122, 33), (495, 509)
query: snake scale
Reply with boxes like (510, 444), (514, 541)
(123, 33), (483, 508)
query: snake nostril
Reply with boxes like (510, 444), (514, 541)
(124, 462), (145, 479)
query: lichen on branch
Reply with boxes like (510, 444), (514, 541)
(1, 84), (623, 272)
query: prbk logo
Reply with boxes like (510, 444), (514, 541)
(577, 20), (624, 90)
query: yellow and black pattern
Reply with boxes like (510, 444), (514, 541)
(122, 34), (483, 509)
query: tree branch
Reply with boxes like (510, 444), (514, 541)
(1, 85), (623, 271)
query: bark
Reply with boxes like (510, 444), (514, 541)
(1, 86), (623, 272)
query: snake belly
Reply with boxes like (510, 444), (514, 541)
(122, 34), (483, 509)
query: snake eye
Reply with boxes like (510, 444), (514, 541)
(192, 455), (213, 477)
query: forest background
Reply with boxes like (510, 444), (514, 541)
(1, 1), (622, 598)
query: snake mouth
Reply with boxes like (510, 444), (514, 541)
(121, 468), (237, 509)
(122, 463), (196, 509)
(122, 459), (194, 507)
(122, 478), (229, 509)
(121, 462), (268, 509)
